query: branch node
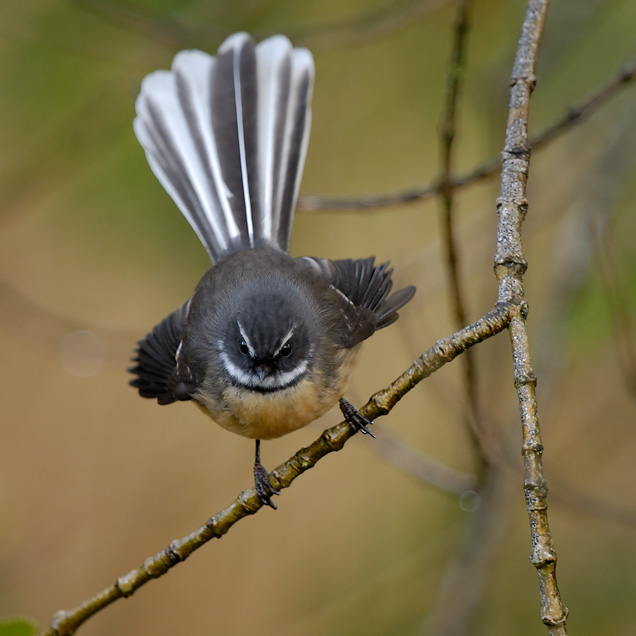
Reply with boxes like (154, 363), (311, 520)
(143, 556), (162, 578)
(320, 425), (349, 454)
(116, 569), (138, 597)
(370, 391), (392, 416)
(237, 489), (262, 514)
(514, 372), (537, 389)
(165, 543), (183, 565)
(529, 549), (557, 567)
(524, 480), (548, 501)
(503, 142), (531, 160)
(203, 517), (221, 539)
(494, 258), (529, 277)
(510, 72), (537, 89)
(50, 611), (68, 635)
(496, 195), (529, 210)
(287, 449), (310, 474)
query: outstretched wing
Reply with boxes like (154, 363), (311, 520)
(302, 256), (416, 348)
(128, 302), (198, 404)
(133, 33), (314, 262)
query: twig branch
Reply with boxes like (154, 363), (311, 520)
(420, 467), (513, 635)
(530, 55), (636, 148)
(73, 0), (448, 54)
(419, 6), (511, 633)
(287, 0), (449, 51)
(298, 54), (636, 212)
(0, 278), (134, 361)
(373, 431), (477, 494)
(437, 0), (487, 467)
(40, 302), (513, 636)
(439, 0), (471, 332)
(494, 1), (568, 633)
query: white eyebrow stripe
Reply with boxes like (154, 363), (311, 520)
(236, 321), (256, 357)
(273, 326), (295, 357)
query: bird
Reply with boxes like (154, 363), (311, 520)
(129, 32), (415, 508)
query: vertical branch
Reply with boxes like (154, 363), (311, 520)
(422, 4), (508, 634)
(420, 468), (513, 636)
(439, 0), (471, 330)
(438, 0), (487, 466)
(494, 0), (569, 633)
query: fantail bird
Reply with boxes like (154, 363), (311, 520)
(129, 32), (415, 508)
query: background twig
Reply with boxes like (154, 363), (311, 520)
(437, 0), (485, 464)
(298, 54), (636, 212)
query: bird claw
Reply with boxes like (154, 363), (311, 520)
(339, 398), (376, 438)
(254, 459), (280, 509)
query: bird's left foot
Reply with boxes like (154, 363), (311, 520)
(339, 398), (376, 438)
(253, 440), (280, 509)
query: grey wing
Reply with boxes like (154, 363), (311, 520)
(128, 301), (199, 404)
(302, 256), (416, 348)
(133, 33), (314, 263)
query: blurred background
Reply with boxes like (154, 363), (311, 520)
(1, 0), (636, 634)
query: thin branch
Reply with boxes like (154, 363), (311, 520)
(40, 302), (513, 636)
(552, 476), (636, 529)
(288, 0), (449, 51)
(437, 0), (487, 468)
(72, 0), (448, 54)
(530, 83), (636, 423)
(420, 467), (513, 636)
(0, 278), (134, 362)
(298, 54), (636, 212)
(439, 0), (471, 332)
(530, 56), (636, 148)
(373, 431), (477, 495)
(494, 1), (568, 633)
(422, 8), (503, 631)
(71, 0), (222, 49)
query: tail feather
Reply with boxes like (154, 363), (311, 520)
(211, 34), (260, 244)
(134, 33), (314, 262)
(256, 39), (313, 250)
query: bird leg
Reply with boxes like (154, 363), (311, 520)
(253, 439), (280, 509)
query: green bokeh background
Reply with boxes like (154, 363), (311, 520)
(2, 1), (636, 635)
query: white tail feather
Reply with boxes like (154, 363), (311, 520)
(134, 33), (315, 263)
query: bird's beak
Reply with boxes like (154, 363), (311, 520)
(255, 365), (271, 383)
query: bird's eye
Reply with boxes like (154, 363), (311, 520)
(280, 342), (292, 357)
(239, 339), (249, 355)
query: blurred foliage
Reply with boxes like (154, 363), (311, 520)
(1, 1), (636, 636)
(0, 620), (37, 636)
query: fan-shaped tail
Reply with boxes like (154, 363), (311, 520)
(134, 33), (314, 262)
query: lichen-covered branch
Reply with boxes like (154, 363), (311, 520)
(494, 0), (569, 633)
(40, 302), (512, 636)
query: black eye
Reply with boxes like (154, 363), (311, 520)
(239, 339), (249, 355)
(280, 342), (292, 357)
